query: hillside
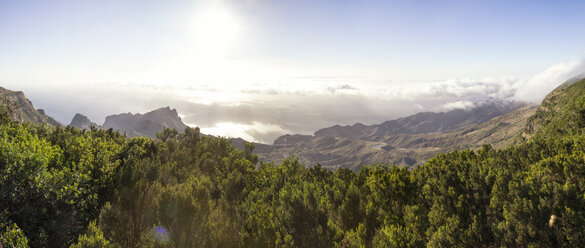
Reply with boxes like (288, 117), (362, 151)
(254, 102), (534, 170)
(0, 86), (62, 126)
(314, 101), (523, 139)
(524, 77), (585, 140)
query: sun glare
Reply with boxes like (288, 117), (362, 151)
(191, 5), (241, 61)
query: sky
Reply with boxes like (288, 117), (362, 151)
(1, 0), (585, 143)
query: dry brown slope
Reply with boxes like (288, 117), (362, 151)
(255, 105), (537, 170)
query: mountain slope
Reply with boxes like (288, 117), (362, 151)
(524, 77), (585, 140)
(314, 102), (523, 140)
(253, 102), (534, 170)
(0, 86), (62, 126)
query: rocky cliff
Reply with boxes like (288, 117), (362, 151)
(101, 107), (188, 138)
(0, 86), (62, 126)
(69, 113), (99, 130)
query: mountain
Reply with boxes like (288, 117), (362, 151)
(251, 101), (534, 170)
(101, 107), (188, 138)
(0, 86), (62, 126)
(524, 77), (585, 140)
(314, 101), (524, 140)
(69, 113), (99, 130)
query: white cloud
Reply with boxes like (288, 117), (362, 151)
(514, 60), (585, 103)
(7, 59), (585, 144)
(442, 100), (476, 110)
(326, 84), (359, 93)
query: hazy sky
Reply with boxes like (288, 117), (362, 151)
(1, 0), (585, 143)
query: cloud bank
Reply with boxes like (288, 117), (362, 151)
(4, 59), (584, 144)
(513, 60), (585, 102)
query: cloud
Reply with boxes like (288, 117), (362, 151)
(442, 100), (476, 110)
(385, 78), (516, 101)
(180, 94), (396, 136)
(174, 60), (585, 143)
(514, 60), (585, 102)
(326, 84), (359, 93)
(8, 59), (585, 144)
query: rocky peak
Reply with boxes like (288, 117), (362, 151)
(0, 86), (62, 126)
(69, 113), (98, 130)
(102, 107), (188, 138)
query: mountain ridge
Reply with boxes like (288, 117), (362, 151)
(100, 106), (189, 138)
(250, 101), (535, 170)
(312, 101), (525, 140)
(0, 86), (62, 126)
(523, 77), (585, 141)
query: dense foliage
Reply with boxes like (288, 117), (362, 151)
(2, 80), (585, 247)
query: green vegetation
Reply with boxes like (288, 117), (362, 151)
(2, 79), (585, 247)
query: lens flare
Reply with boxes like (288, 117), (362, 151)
(152, 226), (170, 244)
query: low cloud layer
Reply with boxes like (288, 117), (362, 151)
(4, 59), (584, 144)
(442, 100), (476, 111)
(514, 60), (585, 102)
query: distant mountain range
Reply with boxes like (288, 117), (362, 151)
(250, 102), (536, 169)
(0, 85), (550, 170)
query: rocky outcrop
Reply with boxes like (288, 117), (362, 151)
(69, 113), (99, 130)
(102, 107), (188, 138)
(0, 86), (62, 126)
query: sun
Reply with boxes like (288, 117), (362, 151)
(191, 5), (241, 61)
(167, 3), (254, 85)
